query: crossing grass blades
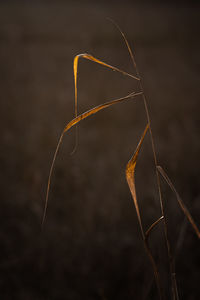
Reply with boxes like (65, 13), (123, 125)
(42, 21), (200, 300)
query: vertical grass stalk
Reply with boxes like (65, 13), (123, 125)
(110, 20), (179, 299)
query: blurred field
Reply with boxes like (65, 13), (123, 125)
(0, 1), (199, 299)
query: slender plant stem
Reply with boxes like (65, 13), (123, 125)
(42, 132), (64, 228)
(108, 19), (179, 299)
(144, 241), (163, 299)
(130, 47), (179, 300)
(109, 20), (164, 299)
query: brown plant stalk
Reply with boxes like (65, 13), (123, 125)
(43, 21), (200, 300)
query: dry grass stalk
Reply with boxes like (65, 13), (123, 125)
(110, 20), (182, 299)
(43, 21), (199, 300)
(126, 124), (163, 299)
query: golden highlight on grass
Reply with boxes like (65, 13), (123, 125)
(72, 53), (140, 153)
(43, 21), (199, 300)
(126, 123), (149, 238)
(42, 91), (142, 227)
(126, 124), (163, 299)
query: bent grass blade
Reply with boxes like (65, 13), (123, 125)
(126, 123), (149, 238)
(73, 54), (140, 114)
(64, 91), (142, 133)
(157, 166), (200, 239)
(72, 54), (140, 154)
(126, 123), (163, 300)
(42, 91), (142, 227)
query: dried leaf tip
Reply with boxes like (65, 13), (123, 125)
(126, 123), (149, 238)
(126, 123), (149, 177)
(73, 53), (140, 81)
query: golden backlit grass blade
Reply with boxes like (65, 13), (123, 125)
(73, 55), (79, 118)
(73, 53), (140, 117)
(157, 166), (200, 239)
(145, 216), (164, 240)
(126, 123), (163, 299)
(126, 123), (149, 238)
(63, 91), (142, 133)
(73, 54), (140, 118)
(71, 55), (79, 155)
(42, 91), (142, 227)
(74, 54), (140, 86)
(72, 53), (140, 154)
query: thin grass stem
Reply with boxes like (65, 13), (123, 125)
(110, 19), (179, 299)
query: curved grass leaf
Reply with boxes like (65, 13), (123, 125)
(42, 91), (142, 227)
(64, 91), (142, 133)
(126, 123), (149, 238)
(126, 123), (163, 299)
(72, 53), (140, 153)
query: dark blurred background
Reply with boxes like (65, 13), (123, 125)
(0, 0), (199, 299)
